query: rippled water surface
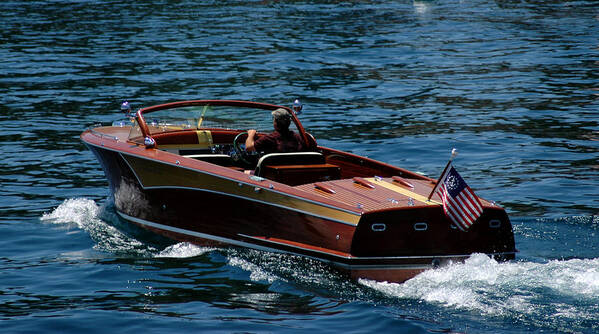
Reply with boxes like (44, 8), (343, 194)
(1, 1), (598, 333)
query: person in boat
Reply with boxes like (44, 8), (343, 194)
(245, 108), (304, 154)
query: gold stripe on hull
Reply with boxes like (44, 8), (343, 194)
(122, 154), (361, 226)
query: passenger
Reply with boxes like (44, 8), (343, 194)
(245, 108), (304, 154)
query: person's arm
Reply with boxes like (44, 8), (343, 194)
(245, 129), (257, 152)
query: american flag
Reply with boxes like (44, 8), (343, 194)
(436, 165), (483, 231)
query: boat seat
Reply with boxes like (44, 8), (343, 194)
(255, 152), (326, 177)
(254, 152), (340, 185)
(183, 154), (233, 166)
(260, 163), (341, 186)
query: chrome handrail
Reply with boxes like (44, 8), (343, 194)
(88, 125), (119, 141)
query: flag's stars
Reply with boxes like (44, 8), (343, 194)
(446, 175), (458, 190)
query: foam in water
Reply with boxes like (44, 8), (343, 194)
(41, 198), (99, 227)
(360, 253), (599, 325)
(42, 199), (292, 284)
(227, 255), (282, 283)
(156, 242), (214, 258)
(40, 198), (155, 255)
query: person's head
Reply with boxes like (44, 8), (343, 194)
(271, 108), (291, 131)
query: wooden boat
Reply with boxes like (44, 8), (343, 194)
(81, 99), (516, 283)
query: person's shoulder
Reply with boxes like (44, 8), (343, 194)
(291, 131), (307, 151)
(258, 131), (278, 139)
(292, 131), (303, 141)
(255, 131), (278, 146)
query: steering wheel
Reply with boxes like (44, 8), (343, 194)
(233, 132), (256, 165)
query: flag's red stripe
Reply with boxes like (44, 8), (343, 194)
(457, 192), (475, 214)
(438, 180), (484, 231)
(449, 199), (472, 227)
(447, 193), (473, 225)
(438, 186), (460, 228)
(442, 188), (470, 230)
(463, 187), (483, 212)
(459, 188), (483, 219)
(441, 185), (470, 230)
(454, 194), (476, 222)
(460, 190), (477, 214)
(458, 194), (480, 224)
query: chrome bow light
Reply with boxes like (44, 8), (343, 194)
(121, 101), (133, 117)
(292, 99), (303, 115)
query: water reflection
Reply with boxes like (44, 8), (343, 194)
(0, 254), (346, 320)
(413, 1), (433, 16)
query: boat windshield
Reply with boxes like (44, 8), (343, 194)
(127, 102), (300, 141)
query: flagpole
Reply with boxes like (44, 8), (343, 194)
(427, 148), (458, 201)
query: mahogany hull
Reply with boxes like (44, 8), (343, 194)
(83, 137), (516, 283)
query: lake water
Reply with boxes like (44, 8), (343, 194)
(1, 0), (598, 333)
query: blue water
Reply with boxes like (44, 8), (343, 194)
(1, 1), (598, 333)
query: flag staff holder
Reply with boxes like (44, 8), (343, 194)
(427, 148), (458, 201)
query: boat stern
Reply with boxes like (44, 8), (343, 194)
(344, 205), (516, 282)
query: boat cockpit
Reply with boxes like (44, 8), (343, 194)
(94, 99), (422, 188)
(111, 100), (347, 186)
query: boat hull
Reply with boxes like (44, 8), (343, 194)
(84, 140), (516, 283)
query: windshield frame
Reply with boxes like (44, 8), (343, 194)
(134, 99), (309, 146)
